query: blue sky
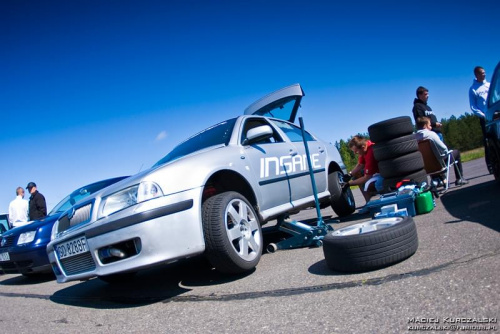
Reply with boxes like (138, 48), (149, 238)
(1, 0), (499, 212)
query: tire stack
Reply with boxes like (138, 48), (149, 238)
(368, 116), (428, 191)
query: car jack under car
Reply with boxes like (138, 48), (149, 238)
(264, 117), (336, 253)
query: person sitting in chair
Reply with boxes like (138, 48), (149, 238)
(416, 117), (468, 186)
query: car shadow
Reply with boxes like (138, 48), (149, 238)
(440, 180), (500, 233)
(49, 257), (253, 309)
(0, 272), (55, 285)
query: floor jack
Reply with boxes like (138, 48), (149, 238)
(264, 117), (335, 253)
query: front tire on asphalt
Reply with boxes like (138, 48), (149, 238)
(328, 172), (356, 217)
(202, 191), (263, 274)
(323, 216), (418, 272)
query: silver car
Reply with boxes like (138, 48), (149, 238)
(47, 84), (355, 283)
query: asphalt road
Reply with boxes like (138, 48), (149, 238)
(1, 159), (499, 334)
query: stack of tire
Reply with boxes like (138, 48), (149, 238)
(368, 116), (428, 191)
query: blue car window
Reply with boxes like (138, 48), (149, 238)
(49, 177), (127, 215)
(270, 119), (316, 142)
(154, 118), (237, 166)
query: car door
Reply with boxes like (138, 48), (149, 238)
(269, 119), (327, 202)
(240, 117), (296, 211)
(244, 83), (326, 204)
(486, 61), (500, 178)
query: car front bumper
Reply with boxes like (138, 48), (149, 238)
(0, 244), (52, 275)
(48, 187), (205, 283)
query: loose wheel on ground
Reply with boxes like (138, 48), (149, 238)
(382, 168), (428, 191)
(323, 216), (418, 272)
(378, 151), (425, 178)
(202, 191), (263, 274)
(373, 134), (419, 161)
(368, 116), (414, 143)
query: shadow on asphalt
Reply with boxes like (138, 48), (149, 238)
(0, 272), (55, 285)
(49, 257), (253, 309)
(440, 179), (500, 233)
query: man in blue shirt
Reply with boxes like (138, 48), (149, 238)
(469, 66), (491, 173)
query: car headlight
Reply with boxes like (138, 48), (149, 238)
(99, 181), (163, 218)
(17, 231), (37, 245)
(50, 220), (59, 241)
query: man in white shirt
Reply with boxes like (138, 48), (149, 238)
(469, 66), (491, 172)
(416, 117), (468, 186)
(8, 187), (29, 228)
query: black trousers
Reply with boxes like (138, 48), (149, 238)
(479, 117), (491, 167)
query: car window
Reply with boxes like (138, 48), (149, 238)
(270, 119), (316, 142)
(154, 118), (237, 166)
(240, 118), (283, 144)
(49, 177), (128, 215)
(488, 65), (500, 106)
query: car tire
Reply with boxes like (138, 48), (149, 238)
(487, 142), (500, 182)
(368, 116), (414, 143)
(373, 134), (419, 161)
(378, 151), (425, 178)
(328, 172), (356, 217)
(202, 191), (263, 274)
(323, 216), (418, 272)
(382, 168), (428, 190)
(98, 272), (137, 284)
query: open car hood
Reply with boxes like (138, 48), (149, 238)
(244, 83), (304, 123)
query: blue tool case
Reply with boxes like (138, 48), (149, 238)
(360, 192), (417, 217)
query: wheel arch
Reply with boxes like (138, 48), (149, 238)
(202, 169), (258, 211)
(327, 161), (343, 175)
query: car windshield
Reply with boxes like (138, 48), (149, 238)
(154, 118), (237, 166)
(49, 177), (128, 215)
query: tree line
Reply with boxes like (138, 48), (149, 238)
(335, 113), (483, 172)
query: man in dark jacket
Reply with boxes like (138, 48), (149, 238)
(412, 86), (444, 141)
(26, 182), (47, 221)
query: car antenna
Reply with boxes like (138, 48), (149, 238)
(137, 163), (144, 173)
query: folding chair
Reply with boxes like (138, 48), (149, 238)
(417, 139), (463, 191)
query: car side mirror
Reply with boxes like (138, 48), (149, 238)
(243, 125), (274, 145)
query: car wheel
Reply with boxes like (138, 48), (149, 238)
(98, 272), (137, 284)
(202, 191), (263, 274)
(328, 172), (356, 217)
(367, 116), (414, 143)
(488, 143), (500, 182)
(323, 216), (418, 272)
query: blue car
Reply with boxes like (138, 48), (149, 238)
(0, 177), (127, 276)
(0, 214), (9, 235)
(486, 61), (500, 181)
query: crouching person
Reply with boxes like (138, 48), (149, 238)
(347, 135), (384, 203)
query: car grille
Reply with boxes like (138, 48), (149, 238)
(58, 203), (93, 233)
(60, 252), (96, 276)
(0, 235), (16, 249)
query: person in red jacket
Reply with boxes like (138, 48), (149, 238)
(347, 135), (383, 203)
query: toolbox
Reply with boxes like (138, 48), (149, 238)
(361, 191), (417, 217)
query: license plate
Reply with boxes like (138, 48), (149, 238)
(56, 236), (88, 260)
(0, 252), (10, 262)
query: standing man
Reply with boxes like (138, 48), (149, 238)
(8, 187), (29, 228)
(26, 182), (47, 221)
(469, 66), (491, 173)
(412, 86), (444, 141)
